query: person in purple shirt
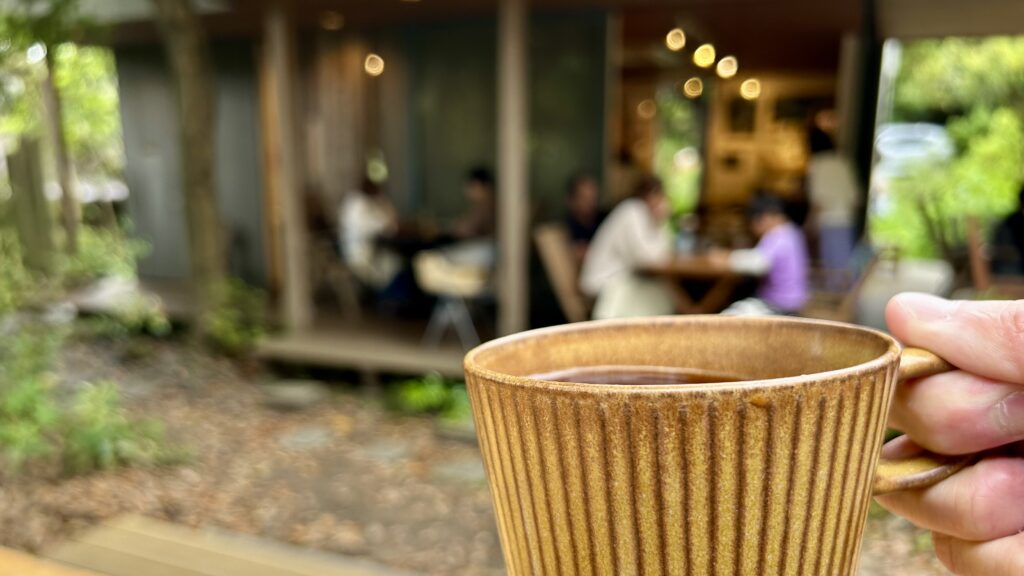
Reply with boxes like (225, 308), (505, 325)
(715, 194), (810, 316)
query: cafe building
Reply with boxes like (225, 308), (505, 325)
(97, 0), (1021, 377)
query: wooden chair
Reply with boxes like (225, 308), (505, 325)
(802, 253), (881, 323)
(966, 216), (1024, 299)
(534, 222), (591, 323)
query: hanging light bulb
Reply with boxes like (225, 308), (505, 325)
(683, 77), (703, 99)
(693, 43), (716, 68)
(740, 78), (762, 100)
(364, 53), (385, 76)
(665, 28), (686, 52)
(716, 56), (738, 79)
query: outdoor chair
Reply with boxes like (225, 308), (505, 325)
(413, 246), (491, 349)
(801, 248), (882, 323)
(311, 237), (362, 320)
(533, 222), (591, 323)
(966, 216), (1024, 300)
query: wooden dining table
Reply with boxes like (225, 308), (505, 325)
(641, 254), (763, 314)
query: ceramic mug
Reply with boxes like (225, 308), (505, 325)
(463, 316), (970, 576)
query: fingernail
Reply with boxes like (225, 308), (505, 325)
(898, 293), (955, 323)
(993, 391), (1024, 440)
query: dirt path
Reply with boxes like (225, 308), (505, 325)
(0, 337), (948, 575)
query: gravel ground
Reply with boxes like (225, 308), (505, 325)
(0, 335), (948, 575)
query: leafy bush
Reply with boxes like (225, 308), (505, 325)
(0, 326), (62, 470)
(871, 108), (1024, 259)
(203, 278), (266, 355)
(62, 382), (182, 475)
(0, 324), (181, 475)
(0, 229), (32, 316)
(78, 294), (171, 340)
(60, 225), (150, 287)
(390, 372), (471, 422)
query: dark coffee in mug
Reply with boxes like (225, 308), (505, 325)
(529, 364), (746, 385)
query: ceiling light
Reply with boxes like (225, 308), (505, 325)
(364, 54), (385, 76)
(683, 77), (703, 99)
(716, 56), (738, 79)
(320, 11), (344, 31)
(740, 78), (762, 100)
(665, 28), (686, 52)
(693, 43), (716, 68)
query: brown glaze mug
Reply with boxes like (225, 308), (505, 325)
(463, 316), (971, 576)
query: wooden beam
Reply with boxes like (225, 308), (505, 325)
(880, 0), (1024, 39)
(496, 0), (530, 336)
(264, 4), (312, 331)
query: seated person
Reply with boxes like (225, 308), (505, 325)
(565, 172), (607, 265)
(991, 186), (1024, 275)
(579, 175), (674, 319)
(338, 178), (402, 289)
(450, 167), (496, 241)
(718, 193), (809, 316)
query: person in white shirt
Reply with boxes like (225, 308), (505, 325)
(579, 175), (674, 319)
(806, 127), (860, 286)
(339, 178), (401, 289)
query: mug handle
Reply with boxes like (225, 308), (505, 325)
(872, 348), (976, 495)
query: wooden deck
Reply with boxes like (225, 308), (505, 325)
(44, 515), (417, 576)
(257, 318), (466, 378)
(0, 547), (99, 576)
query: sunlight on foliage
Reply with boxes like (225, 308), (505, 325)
(62, 381), (183, 475)
(203, 278), (267, 355)
(390, 372), (471, 422)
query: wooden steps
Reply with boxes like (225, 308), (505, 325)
(0, 547), (99, 576)
(43, 515), (418, 576)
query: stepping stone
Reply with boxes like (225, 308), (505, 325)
(430, 457), (486, 484)
(278, 425), (333, 451)
(261, 380), (331, 411)
(361, 439), (412, 464)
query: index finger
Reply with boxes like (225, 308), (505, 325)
(886, 294), (1024, 385)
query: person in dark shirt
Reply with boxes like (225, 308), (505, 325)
(991, 186), (1024, 276)
(564, 173), (606, 265)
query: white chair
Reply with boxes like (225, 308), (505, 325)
(413, 246), (491, 348)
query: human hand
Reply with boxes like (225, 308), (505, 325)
(706, 247), (730, 266)
(877, 293), (1024, 575)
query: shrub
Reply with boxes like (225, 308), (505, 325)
(62, 381), (183, 475)
(390, 372), (471, 422)
(0, 326), (62, 470)
(60, 225), (150, 287)
(203, 278), (266, 355)
(0, 325), (182, 475)
(78, 294), (171, 340)
(0, 229), (32, 316)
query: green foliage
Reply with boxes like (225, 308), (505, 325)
(78, 295), (171, 340)
(894, 37), (1024, 121)
(203, 279), (267, 355)
(655, 89), (703, 218)
(0, 1), (121, 179)
(60, 225), (149, 287)
(62, 381), (180, 475)
(871, 107), (1024, 258)
(389, 372), (471, 422)
(0, 326), (62, 470)
(0, 228), (32, 316)
(0, 322), (180, 476)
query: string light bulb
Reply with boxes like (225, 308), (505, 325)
(740, 78), (762, 100)
(665, 28), (686, 52)
(716, 56), (738, 79)
(693, 43), (716, 68)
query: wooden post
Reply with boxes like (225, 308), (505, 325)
(7, 139), (56, 274)
(264, 5), (312, 331)
(497, 0), (529, 336)
(41, 52), (78, 255)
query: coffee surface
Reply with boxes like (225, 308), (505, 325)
(529, 365), (745, 385)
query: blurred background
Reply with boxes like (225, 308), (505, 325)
(1, 0), (1023, 574)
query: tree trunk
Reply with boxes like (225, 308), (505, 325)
(41, 50), (78, 255)
(152, 0), (225, 320)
